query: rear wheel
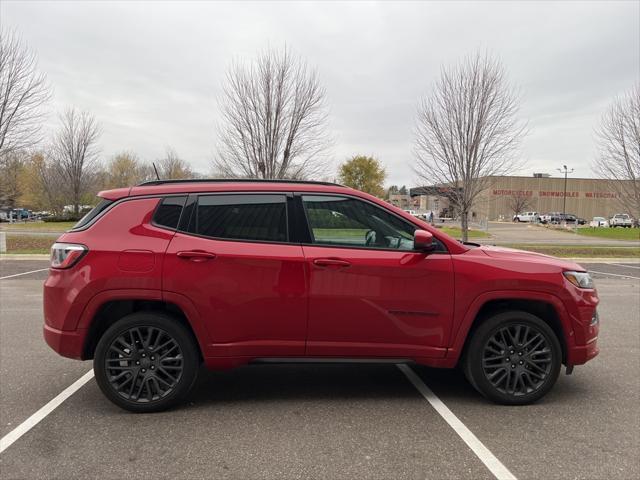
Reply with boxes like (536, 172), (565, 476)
(94, 312), (200, 413)
(464, 311), (561, 405)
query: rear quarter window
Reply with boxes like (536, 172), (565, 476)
(72, 198), (114, 230)
(153, 196), (187, 230)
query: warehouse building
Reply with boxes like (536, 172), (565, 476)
(410, 175), (635, 221)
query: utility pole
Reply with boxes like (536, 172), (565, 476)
(557, 165), (574, 222)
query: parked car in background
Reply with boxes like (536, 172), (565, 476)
(404, 209), (433, 221)
(540, 213), (584, 225)
(609, 214), (633, 228)
(540, 212), (561, 224)
(512, 211), (539, 222)
(43, 179), (600, 412)
(3, 208), (32, 221)
(33, 211), (53, 219)
(589, 217), (609, 228)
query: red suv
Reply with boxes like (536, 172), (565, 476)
(44, 180), (599, 412)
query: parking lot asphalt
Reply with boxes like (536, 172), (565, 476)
(0, 260), (638, 480)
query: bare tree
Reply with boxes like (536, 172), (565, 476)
(51, 108), (101, 215)
(157, 147), (193, 179)
(508, 193), (533, 219)
(0, 28), (51, 156)
(594, 84), (640, 220)
(414, 52), (526, 241)
(214, 47), (331, 179)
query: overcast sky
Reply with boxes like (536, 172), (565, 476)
(2, 0), (639, 185)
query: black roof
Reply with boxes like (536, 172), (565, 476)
(138, 178), (342, 187)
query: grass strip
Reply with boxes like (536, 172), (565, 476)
(5, 235), (55, 254)
(573, 227), (639, 241)
(0, 221), (76, 232)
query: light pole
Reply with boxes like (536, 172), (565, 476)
(557, 165), (574, 221)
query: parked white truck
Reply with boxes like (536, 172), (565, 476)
(513, 211), (539, 222)
(609, 213), (633, 228)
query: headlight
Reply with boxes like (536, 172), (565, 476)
(563, 271), (594, 289)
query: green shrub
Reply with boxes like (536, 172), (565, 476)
(43, 215), (81, 222)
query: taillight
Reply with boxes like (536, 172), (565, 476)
(50, 243), (88, 269)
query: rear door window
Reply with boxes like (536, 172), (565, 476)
(191, 194), (288, 242)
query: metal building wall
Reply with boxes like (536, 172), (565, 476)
(474, 176), (630, 220)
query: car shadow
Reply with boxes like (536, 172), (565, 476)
(410, 364), (590, 407)
(184, 363), (482, 409)
(184, 362), (590, 411)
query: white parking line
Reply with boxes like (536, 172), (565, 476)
(397, 364), (517, 480)
(0, 370), (94, 454)
(588, 270), (640, 280)
(608, 263), (640, 270)
(0, 268), (49, 280)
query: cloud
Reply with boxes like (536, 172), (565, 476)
(3, 0), (638, 184)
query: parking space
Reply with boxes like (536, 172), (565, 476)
(1, 260), (638, 479)
(581, 262), (640, 280)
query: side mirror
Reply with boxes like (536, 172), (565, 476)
(414, 229), (434, 252)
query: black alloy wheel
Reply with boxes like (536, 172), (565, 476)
(104, 326), (184, 402)
(481, 324), (552, 397)
(94, 312), (199, 413)
(464, 311), (562, 405)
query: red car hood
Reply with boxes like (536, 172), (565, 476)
(478, 244), (585, 272)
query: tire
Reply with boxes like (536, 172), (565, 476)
(94, 311), (200, 413)
(464, 311), (562, 405)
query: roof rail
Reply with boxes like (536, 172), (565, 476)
(137, 178), (343, 187)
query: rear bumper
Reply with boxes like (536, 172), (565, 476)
(43, 324), (86, 360)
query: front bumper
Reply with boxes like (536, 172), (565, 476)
(43, 324), (86, 360)
(568, 336), (599, 365)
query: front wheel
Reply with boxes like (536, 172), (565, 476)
(464, 311), (562, 405)
(94, 312), (200, 413)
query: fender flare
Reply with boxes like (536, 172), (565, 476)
(77, 288), (212, 359)
(447, 289), (574, 362)
(162, 290), (212, 357)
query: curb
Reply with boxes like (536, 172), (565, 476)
(0, 254), (50, 260)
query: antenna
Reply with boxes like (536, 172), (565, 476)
(152, 162), (160, 180)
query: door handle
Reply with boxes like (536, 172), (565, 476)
(313, 258), (351, 268)
(176, 250), (216, 262)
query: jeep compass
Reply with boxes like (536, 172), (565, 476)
(43, 179), (599, 412)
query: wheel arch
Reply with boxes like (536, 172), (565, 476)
(449, 291), (571, 366)
(81, 294), (209, 361)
